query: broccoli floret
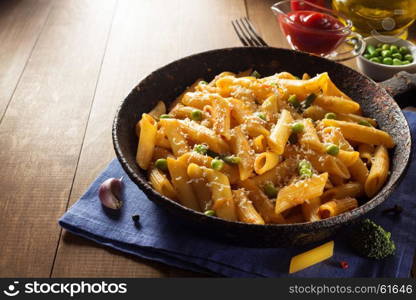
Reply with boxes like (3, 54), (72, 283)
(350, 219), (396, 260)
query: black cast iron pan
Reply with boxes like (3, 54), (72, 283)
(113, 47), (413, 247)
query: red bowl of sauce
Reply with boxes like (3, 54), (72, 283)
(272, 0), (361, 60)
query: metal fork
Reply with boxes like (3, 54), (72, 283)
(231, 17), (268, 47)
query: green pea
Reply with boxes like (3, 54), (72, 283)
(298, 159), (312, 170)
(374, 48), (382, 56)
(292, 122), (304, 133)
(159, 114), (172, 119)
(376, 43), (383, 48)
(325, 112), (337, 120)
(358, 120), (372, 127)
(194, 144), (208, 155)
(298, 159), (313, 178)
(211, 158), (224, 171)
(303, 93), (316, 108)
(263, 182), (278, 198)
(399, 46), (409, 55)
(392, 53), (402, 60)
(370, 57), (381, 63)
(190, 109), (203, 121)
(326, 144), (339, 156)
(363, 53), (371, 59)
(390, 45), (398, 53)
(257, 112), (267, 121)
(401, 60), (411, 65)
(251, 70), (261, 78)
(366, 44), (376, 56)
(383, 57), (393, 65)
(382, 44), (390, 50)
(288, 94), (300, 108)
(381, 50), (392, 57)
(204, 210), (216, 216)
(393, 58), (403, 65)
(199, 80), (208, 85)
(223, 155), (241, 164)
(404, 54), (413, 62)
(155, 158), (168, 171)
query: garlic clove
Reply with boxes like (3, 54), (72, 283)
(99, 177), (124, 210)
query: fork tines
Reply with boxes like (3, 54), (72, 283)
(231, 17), (268, 47)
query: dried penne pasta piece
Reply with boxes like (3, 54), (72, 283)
(187, 163), (237, 221)
(149, 168), (178, 200)
(365, 145), (390, 197)
(321, 119), (395, 148)
(289, 241), (334, 274)
(318, 197), (358, 219)
(167, 158), (200, 211)
(232, 189), (265, 225)
(137, 114), (157, 170)
(275, 173), (328, 214)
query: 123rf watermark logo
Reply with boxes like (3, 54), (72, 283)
(2, 280), (127, 297)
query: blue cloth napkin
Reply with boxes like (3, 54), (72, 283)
(59, 111), (416, 278)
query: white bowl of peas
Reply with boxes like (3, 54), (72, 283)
(357, 36), (416, 82)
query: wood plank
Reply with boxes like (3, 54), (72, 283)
(0, 0), (116, 277)
(51, 0), (246, 277)
(0, 0), (52, 120)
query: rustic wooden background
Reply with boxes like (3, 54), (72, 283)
(0, 0), (415, 277)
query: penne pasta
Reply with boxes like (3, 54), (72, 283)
(159, 119), (190, 156)
(321, 182), (363, 202)
(232, 189), (265, 225)
(318, 197), (358, 219)
(149, 168), (178, 200)
(269, 109), (294, 154)
(136, 71), (393, 224)
(275, 173), (328, 214)
(167, 158), (200, 211)
(136, 114), (157, 170)
(365, 145), (390, 197)
(230, 126), (255, 181)
(321, 119), (395, 148)
(187, 163), (237, 221)
(314, 95), (360, 114)
(254, 152), (280, 175)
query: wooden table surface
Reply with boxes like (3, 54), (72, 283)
(1, 0), (415, 278)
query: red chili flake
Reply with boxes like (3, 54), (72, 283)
(339, 261), (349, 269)
(262, 84), (273, 89)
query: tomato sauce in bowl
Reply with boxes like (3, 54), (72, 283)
(280, 10), (347, 55)
(272, 0), (355, 57)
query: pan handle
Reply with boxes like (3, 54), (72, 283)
(379, 71), (416, 100)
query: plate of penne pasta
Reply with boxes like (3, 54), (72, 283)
(113, 47), (411, 247)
